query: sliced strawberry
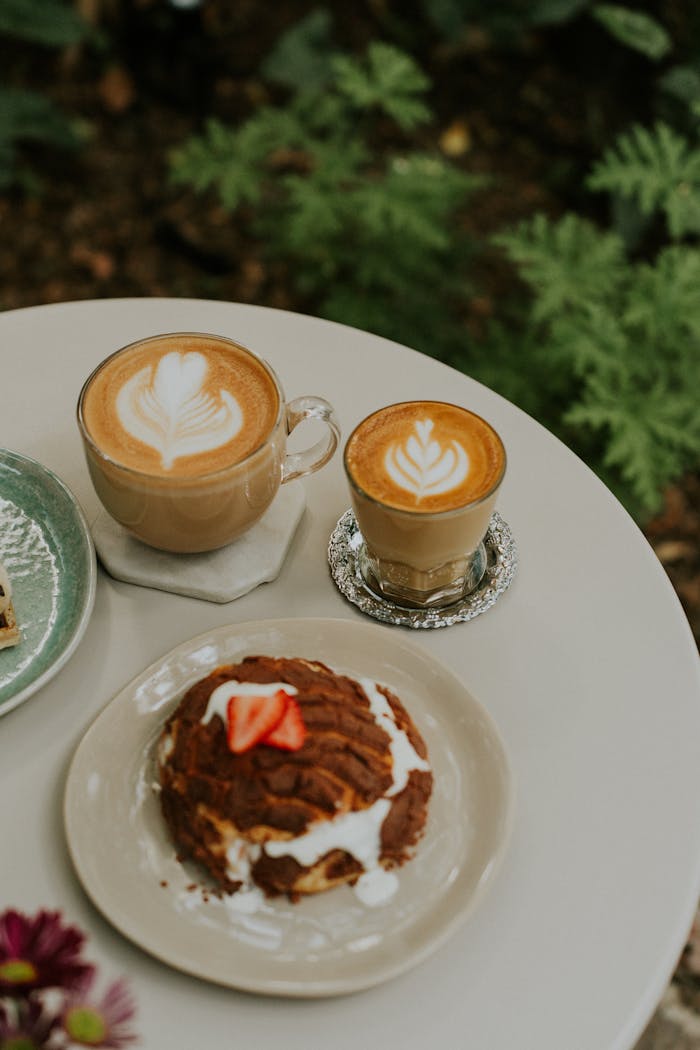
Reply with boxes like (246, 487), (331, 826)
(226, 690), (287, 753)
(262, 698), (306, 751)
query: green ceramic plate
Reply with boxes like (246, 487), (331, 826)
(0, 449), (96, 716)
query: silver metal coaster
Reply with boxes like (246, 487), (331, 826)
(328, 509), (517, 629)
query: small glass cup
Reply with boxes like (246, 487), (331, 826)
(344, 401), (506, 609)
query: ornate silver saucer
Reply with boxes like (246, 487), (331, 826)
(328, 509), (517, 629)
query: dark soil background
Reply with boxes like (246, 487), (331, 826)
(2, 2), (699, 1040)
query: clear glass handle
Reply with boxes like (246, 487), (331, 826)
(281, 396), (340, 483)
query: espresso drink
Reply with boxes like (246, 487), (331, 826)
(78, 333), (339, 553)
(344, 402), (506, 608)
(81, 334), (279, 478)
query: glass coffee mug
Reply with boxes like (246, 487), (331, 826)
(344, 401), (506, 609)
(77, 332), (340, 553)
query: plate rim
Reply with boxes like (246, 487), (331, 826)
(0, 448), (97, 716)
(64, 616), (514, 997)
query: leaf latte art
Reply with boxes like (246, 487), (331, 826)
(384, 419), (469, 499)
(116, 351), (243, 470)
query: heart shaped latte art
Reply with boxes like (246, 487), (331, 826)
(384, 418), (469, 499)
(116, 351), (243, 470)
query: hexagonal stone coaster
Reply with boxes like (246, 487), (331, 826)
(90, 481), (305, 603)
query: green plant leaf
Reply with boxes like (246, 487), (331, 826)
(623, 245), (700, 340)
(494, 213), (626, 321)
(421, 0), (472, 37)
(0, 87), (80, 186)
(0, 0), (87, 46)
(565, 368), (699, 514)
(553, 304), (632, 378)
(591, 4), (671, 60)
(272, 174), (347, 249)
(659, 65), (700, 107)
(530, 0), (591, 26)
(331, 42), (432, 129)
(261, 8), (335, 92)
(491, 204), (700, 517)
(170, 108), (308, 209)
(320, 273), (468, 362)
(466, 317), (566, 423)
(588, 122), (700, 238)
(0, 87), (79, 145)
(347, 154), (477, 248)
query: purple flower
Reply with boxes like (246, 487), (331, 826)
(0, 995), (60, 1048)
(62, 975), (137, 1048)
(0, 910), (94, 996)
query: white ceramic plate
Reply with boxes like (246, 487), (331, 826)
(64, 617), (513, 997)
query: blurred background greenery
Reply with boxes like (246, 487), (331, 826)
(1, 6), (699, 1041)
(1, 0), (698, 528)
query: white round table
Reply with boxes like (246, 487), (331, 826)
(2, 298), (699, 1049)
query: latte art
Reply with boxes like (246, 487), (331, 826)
(345, 401), (505, 514)
(117, 351), (243, 471)
(344, 400), (506, 606)
(384, 419), (469, 500)
(78, 332), (339, 553)
(79, 333), (280, 480)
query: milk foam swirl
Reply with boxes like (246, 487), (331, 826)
(384, 419), (469, 499)
(116, 351), (243, 470)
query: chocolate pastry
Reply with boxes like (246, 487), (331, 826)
(157, 655), (433, 902)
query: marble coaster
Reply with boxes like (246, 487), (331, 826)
(91, 482), (306, 603)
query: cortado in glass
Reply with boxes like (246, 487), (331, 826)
(344, 401), (506, 609)
(77, 332), (340, 553)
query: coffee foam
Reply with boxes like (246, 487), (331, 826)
(81, 335), (280, 478)
(345, 402), (505, 512)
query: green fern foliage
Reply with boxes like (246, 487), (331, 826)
(490, 110), (700, 515)
(170, 110), (311, 210)
(491, 214), (700, 517)
(493, 213), (626, 322)
(260, 8), (334, 92)
(330, 43), (431, 130)
(171, 21), (699, 519)
(171, 40), (480, 362)
(588, 122), (700, 238)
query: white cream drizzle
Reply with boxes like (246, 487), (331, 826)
(226, 838), (260, 879)
(197, 676), (429, 909)
(265, 799), (392, 868)
(354, 867), (400, 907)
(359, 677), (431, 795)
(201, 681), (298, 727)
